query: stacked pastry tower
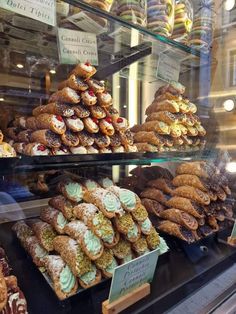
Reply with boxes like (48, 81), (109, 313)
(6, 62), (137, 156)
(122, 162), (234, 243)
(132, 82), (206, 152)
(13, 177), (168, 300)
(0, 130), (16, 157)
(0, 247), (28, 313)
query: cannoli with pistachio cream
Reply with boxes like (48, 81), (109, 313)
(24, 236), (48, 267)
(112, 238), (132, 260)
(94, 248), (118, 278)
(12, 221), (33, 247)
(49, 195), (75, 221)
(40, 207), (68, 234)
(132, 236), (149, 256)
(58, 180), (86, 203)
(30, 221), (57, 252)
(78, 264), (102, 289)
(114, 213), (141, 243)
(146, 227), (161, 250)
(43, 255), (78, 300)
(108, 186), (141, 212)
(64, 220), (104, 260)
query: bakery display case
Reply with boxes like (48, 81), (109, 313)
(0, 0), (236, 313)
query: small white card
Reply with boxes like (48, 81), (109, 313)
(0, 0), (56, 26)
(58, 28), (98, 65)
(157, 53), (180, 83)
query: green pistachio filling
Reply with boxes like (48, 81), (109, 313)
(101, 178), (113, 188)
(105, 258), (118, 275)
(141, 218), (152, 233)
(79, 265), (97, 285)
(158, 237), (169, 255)
(65, 182), (83, 202)
(59, 265), (76, 293)
(122, 254), (133, 264)
(119, 190), (136, 210)
(84, 230), (102, 255)
(85, 180), (98, 191)
(57, 213), (68, 228)
(104, 193), (120, 212)
(127, 224), (138, 240)
(35, 245), (47, 259)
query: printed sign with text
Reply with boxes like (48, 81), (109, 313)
(109, 249), (159, 303)
(157, 53), (180, 83)
(58, 28), (98, 65)
(0, 0), (56, 26)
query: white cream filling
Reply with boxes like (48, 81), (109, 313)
(67, 118), (84, 130)
(81, 63), (93, 72)
(52, 116), (65, 129)
(32, 144), (49, 156)
(70, 146), (87, 154)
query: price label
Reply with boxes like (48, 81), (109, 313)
(109, 249), (159, 303)
(58, 28), (98, 65)
(0, 0), (56, 26)
(156, 53), (180, 83)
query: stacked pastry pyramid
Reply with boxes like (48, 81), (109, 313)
(122, 162), (234, 243)
(132, 82), (206, 152)
(13, 176), (168, 300)
(6, 62), (137, 156)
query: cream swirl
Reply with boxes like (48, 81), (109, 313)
(119, 189), (136, 210)
(84, 230), (102, 255)
(65, 182), (84, 202)
(60, 265), (76, 293)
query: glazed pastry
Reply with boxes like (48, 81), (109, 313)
(70, 146), (87, 154)
(160, 208), (198, 230)
(113, 117), (129, 132)
(49, 87), (80, 104)
(33, 102), (74, 117)
(83, 117), (99, 133)
(79, 264), (102, 289)
(173, 186), (210, 205)
(18, 130), (33, 143)
(112, 146), (125, 153)
(141, 198), (165, 217)
(132, 237), (149, 256)
(134, 131), (165, 146)
(77, 130), (94, 146)
(13, 116), (27, 129)
(97, 92), (112, 107)
(71, 62), (96, 78)
(158, 220), (195, 243)
(58, 74), (89, 92)
(108, 186), (141, 212)
(6, 127), (20, 141)
(140, 188), (169, 205)
(147, 178), (174, 195)
(43, 255), (78, 300)
(24, 143), (50, 156)
(90, 105), (106, 119)
(146, 100), (180, 115)
(53, 236), (93, 277)
(81, 90), (97, 106)
(83, 188), (123, 218)
(49, 195), (75, 220)
(110, 133), (122, 147)
(59, 180), (85, 203)
(139, 121), (170, 135)
(99, 118), (115, 136)
(94, 249), (115, 278)
(61, 130), (80, 147)
(146, 227), (160, 250)
(166, 196), (205, 218)
(99, 147), (112, 153)
(94, 133), (111, 148)
(65, 115), (84, 132)
(146, 111), (177, 125)
(98, 177), (114, 189)
(112, 239), (131, 260)
(30, 130), (61, 148)
(139, 217), (152, 235)
(24, 236), (48, 267)
(87, 79), (105, 94)
(64, 221), (104, 260)
(135, 143), (158, 152)
(73, 204), (119, 248)
(0, 268), (7, 311)
(30, 221), (57, 252)
(26, 116), (38, 130)
(73, 103), (90, 118)
(105, 106), (119, 121)
(36, 113), (66, 135)
(40, 207), (68, 234)
(87, 146), (99, 154)
(51, 146), (69, 155)
(176, 162), (212, 178)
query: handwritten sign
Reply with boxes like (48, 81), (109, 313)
(58, 28), (98, 65)
(157, 53), (180, 83)
(109, 249), (159, 303)
(0, 0), (56, 26)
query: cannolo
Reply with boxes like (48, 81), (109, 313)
(58, 74), (89, 91)
(61, 130), (80, 147)
(83, 188), (123, 218)
(30, 130), (61, 148)
(24, 143), (50, 156)
(94, 133), (111, 148)
(169, 124), (182, 138)
(71, 62), (96, 78)
(81, 90), (97, 106)
(181, 135), (193, 146)
(108, 186), (141, 212)
(140, 121), (170, 135)
(160, 208), (198, 230)
(6, 127), (20, 141)
(173, 174), (208, 192)
(64, 221), (103, 260)
(87, 78), (105, 93)
(0, 268), (7, 311)
(94, 249), (117, 278)
(30, 221), (57, 252)
(156, 82), (185, 97)
(65, 116), (84, 132)
(51, 146), (69, 155)
(33, 103), (74, 117)
(139, 217), (152, 235)
(188, 103), (197, 114)
(17, 130), (33, 143)
(145, 100), (180, 115)
(53, 236), (93, 277)
(146, 111), (178, 125)
(141, 198), (165, 217)
(98, 177), (114, 189)
(58, 180), (86, 203)
(158, 220), (195, 243)
(24, 236), (48, 267)
(176, 162), (211, 178)
(173, 186), (210, 205)
(147, 178), (174, 195)
(110, 133), (122, 147)
(90, 105), (106, 119)
(49, 195), (75, 220)
(114, 213), (135, 236)
(49, 87), (80, 104)
(112, 146), (125, 153)
(81, 179), (100, 191)
(70, 145), (87, 154)
(125, 144), (138, 153)
(166, 196), (205, 218)
(26, 116), (38, 130)
(0, 131), (3, 144)
(77, 130), (94, 146)
(40, 207), (68, 234)
(120, 129), (134, 146)
(113, 117), (129, 132)
(73, 204), (119, 248)
(132, 237), (149, 256)
(105, 106), (119, 121)
(12, 221), (33, 246)
(73, 103), (90, 118)
(12, 143), (25, 154)
(133, 131), (165, 147)
(79, 264), (102, 289)
(99, 147), (112, 153)
(83, 117), (99, 133)
(126, 223), (141, 243)
(36, 113), (66, 135)
(197, 217), (205, 226)
(146, 227), (161, 250)
(216, 187), (227, 201)
(112, 239), (132, 260)
(97, 92), (113, 107)
(186, 125), (198, 137)
(43, 255), (78, 300)
(207, 216), (219, 231)
(135, 143), (158, 152)
(131, 165), (173, 180)
(99, 118), (115, 136)
(13, 116), (27, 129)
(140, 188), (169, 205)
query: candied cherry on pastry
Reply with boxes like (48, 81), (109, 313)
(113, 117), (129, 132)
(92, 118), (99, 125)
(56, 115), (64, 122)
(99, 118), (115, 136)
(38, 144), (47, 151)
(81, 90), (97, 106)
(105, 117), (112, 124)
